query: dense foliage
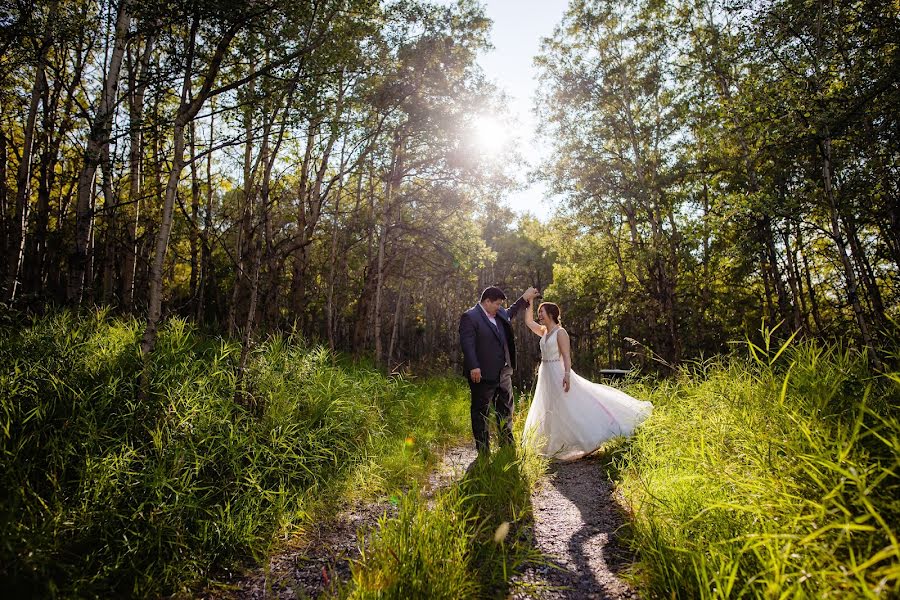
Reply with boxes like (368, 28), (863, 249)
(0, 311), (470, 596)
(537, 0), (899, 371)
(2, 0), (896, 379)
(0, 0), (515, 372)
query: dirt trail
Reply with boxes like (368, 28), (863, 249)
(210, 447), (637, 599)
(207, 446), (475, 599)
(517, 454), (638, 599)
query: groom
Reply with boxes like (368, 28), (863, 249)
(459, 285), (540, 454)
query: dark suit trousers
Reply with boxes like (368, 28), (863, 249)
(469, 365), (515, 453)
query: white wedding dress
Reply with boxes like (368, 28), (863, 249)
(523, 327), (653, 461)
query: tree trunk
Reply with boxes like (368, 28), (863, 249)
(781, 224), (807, 334)
(288, 124), (316, 321)
(762, 216), (791, 327)
(842, 210), (886, 330)
(0, 132), (7, 278)
(374, 140), (402, 366)
(352, 171), (377, 352)
(197, 100), (215, 323)
(30, 109), (53, 297)
(69, 4), (130, 304)
(228, 102), (256, 336)
(326, 159), (351, 350)
(760, 249), (775, 322)
(235, 91), (282, 403)
(797, 226), (824, 334)
(387, 254), (408, 368)
(5, 58), (46, 302)
(122, 35), (154, 312)
(99, 144), (118, 303)
(140, 116), (189, 355)
(373, 207), (388, 365)
(140, 18), (238, 359)
(27, 51), (81, 297)
(820, 138), (881, 369)
(189, 120), (200, 306)
(234, 237), (262, 406)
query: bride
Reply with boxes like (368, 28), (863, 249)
(522, 301), (653, 461)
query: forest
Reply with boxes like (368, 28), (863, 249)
(1, 0), (895, 377)
(1, 0), (898, 597)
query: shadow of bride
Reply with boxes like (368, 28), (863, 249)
(531, 442), (638, 599)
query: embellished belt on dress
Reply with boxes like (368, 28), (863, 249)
(541, 359), (562, 362)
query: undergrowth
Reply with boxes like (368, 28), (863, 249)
(0, 310), (470, 597)
(617, 330), (900, 598)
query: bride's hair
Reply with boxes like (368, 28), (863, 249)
(538, 302), (561, 325)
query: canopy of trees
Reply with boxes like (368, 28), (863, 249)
(1, 0), (896, 380)
(536, 0), (899, 371)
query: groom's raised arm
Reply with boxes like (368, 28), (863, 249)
(507, 287), (539, 320)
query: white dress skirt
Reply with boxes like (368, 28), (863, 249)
(523, 327), (653, 461)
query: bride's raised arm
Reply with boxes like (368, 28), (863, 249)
(524, 300), (545, 337)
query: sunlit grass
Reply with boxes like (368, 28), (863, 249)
(618, 330), (900, 598)
(0, 310), (470, 597)
(339, 440), (546, 599)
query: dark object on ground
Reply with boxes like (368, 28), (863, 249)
(599, 369), (630, 379)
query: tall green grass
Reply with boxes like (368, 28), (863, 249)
(618, 331), (900, 598)
(340, 443), (546, 599)
(0, 310), (470, 597)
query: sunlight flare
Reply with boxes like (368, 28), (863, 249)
(470, 114), (510, 157)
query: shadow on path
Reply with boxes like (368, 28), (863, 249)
(517, 452), (637, 599)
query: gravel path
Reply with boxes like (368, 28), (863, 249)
(208, 446), (637, 599)
(516, 454), (639, 599)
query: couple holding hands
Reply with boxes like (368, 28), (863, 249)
(459, 286), (652, 461)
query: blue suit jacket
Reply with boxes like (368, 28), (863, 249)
(459, 296), (529, 382)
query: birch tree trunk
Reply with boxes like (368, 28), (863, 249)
(99, 144), (117, 303)
(140, 19), (239, 359)
(5, 55), (46, 301)
(68, 3), (130, 304)
(121, 35), (154, 312)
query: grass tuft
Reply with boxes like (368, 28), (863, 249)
(341, 442), (546, 599)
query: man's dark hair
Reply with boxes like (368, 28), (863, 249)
(480, 286), (507, 302)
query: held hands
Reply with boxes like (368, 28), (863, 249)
(470, 368), (482, 383)
(524, 287), (540, 303)
(562, 372), (570, 392)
